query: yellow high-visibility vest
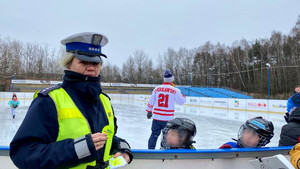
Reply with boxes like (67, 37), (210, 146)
(35, 87), (115, 169)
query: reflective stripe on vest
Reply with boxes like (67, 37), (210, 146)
(39, 88), (115, 169)
(33, 90), (39, 100)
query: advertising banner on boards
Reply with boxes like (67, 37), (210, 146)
(246, 99), (269, 112)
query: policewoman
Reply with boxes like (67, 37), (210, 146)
(10, 32), (133, 169)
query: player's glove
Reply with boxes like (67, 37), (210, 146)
(147, 112), (152, 119)
(219, 144), (233, 149)
(284, 112), (290, 123)
(13, 105), (18, 108)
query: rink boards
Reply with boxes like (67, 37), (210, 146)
(0, 92), (287, 114)
(0, 146), (293, 169)
(109, 94), (287, 127)
(108, 93), (287, 114)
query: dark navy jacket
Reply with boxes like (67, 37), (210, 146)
(10, 70), (132, 169)
(279, 107), (300, 146)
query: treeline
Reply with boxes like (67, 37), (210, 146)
(1, 16), (300, 98)
(0, 37), (65, 80)
(102, 16), (300, 98)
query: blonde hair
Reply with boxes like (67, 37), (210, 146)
(61, 52), (75, 68)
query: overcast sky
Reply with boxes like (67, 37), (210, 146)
(1, 0), (299, 67)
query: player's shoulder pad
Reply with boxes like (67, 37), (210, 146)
(101, 92), (111, 100)
(38, 84), (62, 97)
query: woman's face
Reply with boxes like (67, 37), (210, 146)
(241, 129), (260, 147)
(68, 57), (101, 77)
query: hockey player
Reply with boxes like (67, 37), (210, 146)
(161, 118), (196, 149)
(8, 93), (20, 119)
(285, 85), (300, 122)
(146, 69), (186, 149)
(219, 116), (274, 148)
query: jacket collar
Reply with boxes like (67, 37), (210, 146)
(62, 70), (102, 99)
(63, 70), (100, 82)
(162, 82), (172, 85)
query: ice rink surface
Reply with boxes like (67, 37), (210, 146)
(0, 94), (284, 149)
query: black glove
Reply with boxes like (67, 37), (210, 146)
(13, 105), (18, 108)
(284, 112), (290, 123)
(147, 112), (152, 119)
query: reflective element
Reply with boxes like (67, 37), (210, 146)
(109, 156), (127, 169)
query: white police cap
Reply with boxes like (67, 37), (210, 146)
(61, 32), (109, 63)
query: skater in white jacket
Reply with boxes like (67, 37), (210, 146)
(146, 69), (186, 149)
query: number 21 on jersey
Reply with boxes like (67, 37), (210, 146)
(158, 94), (169, 108)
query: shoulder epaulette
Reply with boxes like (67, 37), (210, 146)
(38, 84), (62, 96)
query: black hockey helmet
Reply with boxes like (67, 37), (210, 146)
(162, 118), (197, 149)
(237, 116), (274, 147)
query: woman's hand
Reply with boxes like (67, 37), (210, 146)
(91, 133), (107, 151)
(114, 152), (130, 163)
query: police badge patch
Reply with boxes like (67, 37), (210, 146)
(91, 34), (103, 46)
